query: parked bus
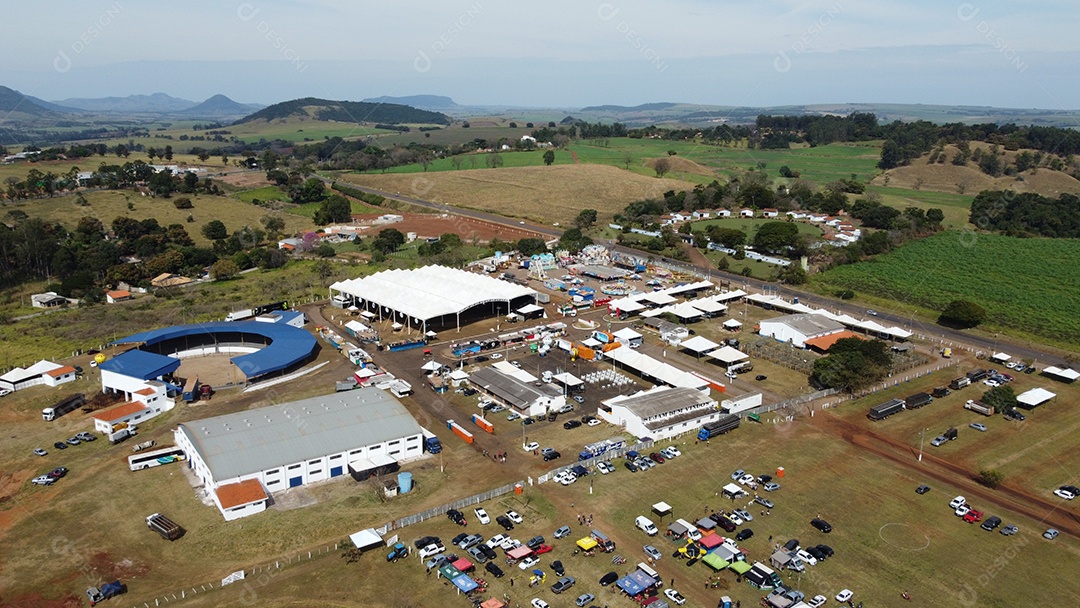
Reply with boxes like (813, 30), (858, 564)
(128, 446), (186, 471)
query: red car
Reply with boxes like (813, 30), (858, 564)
(534, 544), (554, 555)
(649, 452), (665, 464)
(963, 509), (984, 524)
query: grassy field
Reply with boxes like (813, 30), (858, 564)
(4, 189), (312, 247)
(690, 217), (824, 238)
(338, 164), (697, 225)
(233, 185), (290, 203)
(813, 231), (1080, 345)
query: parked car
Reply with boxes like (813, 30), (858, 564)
(797, 549), (818, 566)
(599, 571), (619, 586)
(981, 516), (1002, 531)
(916, 485), (931, 495)
(666, 446), (681, 457)
(460, 534), (483, 550)
(575, 593), (596, 607)
(1000, 524), (1018, 536)
(485, 561), (504, 578)
(757, 474), (773, 484)
(970, 422), (988, 432)
(530, 598), (548, 608)
(523, 442), (540, 452)
(735, 528), (754, 541)
(811, 518), (832, 533)
(587, 418), (601, 427)
(75, 432), (96, 442)
(572, 395), (585, 404)
(815, 544), (834, 558)
(754, 496), (774, 509)
(649, 452), (665, 464)
(596, 461), (613, 474)
(447, 509), (467, 526)
(963, 509), (984, 523)
(31, 475), (55, 486)
(805, 546), (826, 562)
(783, 539), (800, 552)
(763, 482), (781, 492)
(53, 442), (68, 450)
(452, 533), (469, 547)
(807, 595), (827, 608)
(474, 508), (490, 525)
(562, 420), (582, 430)
(551, 576), (575, 594)
(496, 516), (514, 530)
(731, 469), (745, 481)
(33, 448), (47, 457)
(1004, 409), (1026, 421)
(543, 450), (562, 462)
(65, 437), (81, 446)
(836, 589), (854, 603)
(737, 473), (755, 485)
(1053, 488), (1076, 500)
(506, 412), (521, 421)
(506, 510), (523, 524)
(534, 544), (553, 555)
(930, 435), (948, 447)
(643, 545), (662, 560)
(518, 556), (540, 570)
(755, 374), (768, 381)
(554, 525), (572, 539)
(726, 511), (744, 525)
(425, 554), (449, 570)
(1043, 529), (1059, 540)
(664, 588), (686, 605)
(949, 496), (966, 509)
(415, 535), (441, 549)
(624, 461), (638, 473)
(955, 505), (971, 517)
(526, 535), (545, 550)
(551, 560), (565, 576)
(467, 546), (488, 563)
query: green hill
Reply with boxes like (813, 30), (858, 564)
(236, 97), (450, 126)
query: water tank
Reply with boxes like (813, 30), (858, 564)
(398, 471), (413, 494)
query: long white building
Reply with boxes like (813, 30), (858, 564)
(600, 386), (720, 440)
(175, 387), (424, 520)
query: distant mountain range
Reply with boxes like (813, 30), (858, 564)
(0, 86), (58, 117)
(55, 92), (197, 113)
(236, 97), (451, 125)
(0, 87), (262, 118)
(361, 95), (461, 111)
(175, 94), (263, 117)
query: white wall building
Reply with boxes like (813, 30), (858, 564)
(599, 386), (720, 440)
(0, 360), (77, 392)
(174, 387), (424, 520)
(90, 381), (171, 433)
(759, 313), (845, 348)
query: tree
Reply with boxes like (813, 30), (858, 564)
(981, 385), (1018, 414)
(654, 158), (671, 178)
(574, 209), (598, 231)
(878, 140), (902, 169)
(811, 338), (892, 392)
(371, 228), (406, 254)
(314, 243), (336, 258)
(516, 238), (548, 256)
(939, 299), (986, 328)
(752, 221), (799, 254)
(543, 150), (555, 166)
(209, 259), (240, 280)
(201, 220), (228, 241)
(486, 151), (503, 169)
(163, 145), (173, 161)
(261, 214), (286, 235)
(978, 469), (1005, 488)
(172, 197), (193, 209)
(313, 194), (352, 225)
(557, 228), (593, 253)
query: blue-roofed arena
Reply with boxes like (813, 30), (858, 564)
(110, 321), (318, 386)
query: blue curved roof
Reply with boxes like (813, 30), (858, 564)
(99, 349), (182, 380)
(113, 321), (317, 379)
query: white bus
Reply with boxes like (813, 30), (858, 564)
(128, 445), (186, 471)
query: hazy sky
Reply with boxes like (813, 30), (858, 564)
(4, 0), (1078, 108)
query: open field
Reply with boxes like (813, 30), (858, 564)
(4, 189), (312, 247)
(832, 365), (1080, 502)
(690, 217), (824, 238)
(338, 164), (697, 225)
(813, 231), (1080, 345)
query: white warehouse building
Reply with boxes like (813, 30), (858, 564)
(758, 313), (845, 349)
(174, 387), (424, 520)
(599, 385), (720, 441)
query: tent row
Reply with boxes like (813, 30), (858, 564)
(745, 293), (912, 339)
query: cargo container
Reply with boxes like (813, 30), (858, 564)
(472, 414), (494, 434)
(447, 420), (474, 444)
(949, 376), (971, 390)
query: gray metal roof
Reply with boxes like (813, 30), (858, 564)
(764, 313), (844, 337)
(468, 366), (545, 408)
(177, 387), (422, 481)
(610, 386), (714, 420)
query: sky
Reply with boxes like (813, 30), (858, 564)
(3, 0), (1078, 109)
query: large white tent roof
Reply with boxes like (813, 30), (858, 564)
(680, 336), (720, 354)
(1017, 387), (1056, 407)
(331, 266), (536, 323)
(1043, 366), (1080, 382)
(708, 345), (749, 364)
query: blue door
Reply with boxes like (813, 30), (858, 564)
(289, 476), (302, 488)
(330, 466), (343, 477)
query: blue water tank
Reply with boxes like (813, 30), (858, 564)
(398, 471), (413, 494)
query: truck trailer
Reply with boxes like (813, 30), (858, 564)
(904, 392), (933, 410)
(146, 513), (185, 540)
(964, 399), (995, 416)
(421, 429), (443, 454)
(41, 393), (87, 421)
(868, 399), (905, 421)
(698, 414), (741, 441)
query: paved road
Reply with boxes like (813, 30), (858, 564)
(330, 178), (1066, 366)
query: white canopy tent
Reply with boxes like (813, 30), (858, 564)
(708, 346), (749, 365)
(1016, 387), (1056, 407)
(722, 319), (742, 329)
(1042, 366), (1080, 382)
(680, 335), (720, 355)
(349, 528), (384, 550)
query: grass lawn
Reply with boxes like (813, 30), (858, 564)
(812, 231), (1080, 346)
(6, 189), (313, 247)
(234, 185), (290, 203)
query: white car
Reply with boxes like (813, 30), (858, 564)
(733, 508), (753, 522)
(0, 388), (11, 397)
(835, 589), (853, 603)
(663, 588), (686, 605)
(596, 462), (613, 475)
(558, 473), (577, 486)
(486, 534), (509, 549)
(531, 599), (550, 608)
(808, 595), (828, 608)
(587, 418), (601, 426)
(506, 510), (524, 524)
(797, 549), (818, 566)
(949, 496), (966, 509)
(474, 508), (491, 525)
(727, 512), (744, 525)
(666, 446), (681, 457)
(518, 556), (540, 570)
(738, 473), (756, 486)
(490, 353), (503, 359)
(523, 442), (540, 452)
(955, 504), (971, 517)
(1053, 488), (1076, 500)
(983, 378), (1001, 387)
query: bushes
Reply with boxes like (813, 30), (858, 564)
(173, 198), (193, 209)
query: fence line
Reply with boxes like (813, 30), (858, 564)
(382, 480), (526, 531)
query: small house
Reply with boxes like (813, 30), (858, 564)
(31, 292), (69, 309)
(739, 208), (754, 218)
(715, 209), (732, 218)
(106, 290), (133, 304)
(762, 208), (779, 218)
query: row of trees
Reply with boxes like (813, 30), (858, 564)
(969, 190), (1080, 238)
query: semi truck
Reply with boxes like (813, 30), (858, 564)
(964, 399), (995, 416)
(421, 429), (443, 454)
(868, 399), (905, 420)
(698, 414), (741, 441)
(146, 513), (185, 540)
(41, 393), (87, 421)
(182, 376), (200, 403)
(904, 392), (933, 410)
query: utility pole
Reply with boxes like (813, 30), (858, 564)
(918, 427), (927, 462)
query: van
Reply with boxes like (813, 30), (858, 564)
(635, 516), (658, 536)
(636, 562), (659, 579)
